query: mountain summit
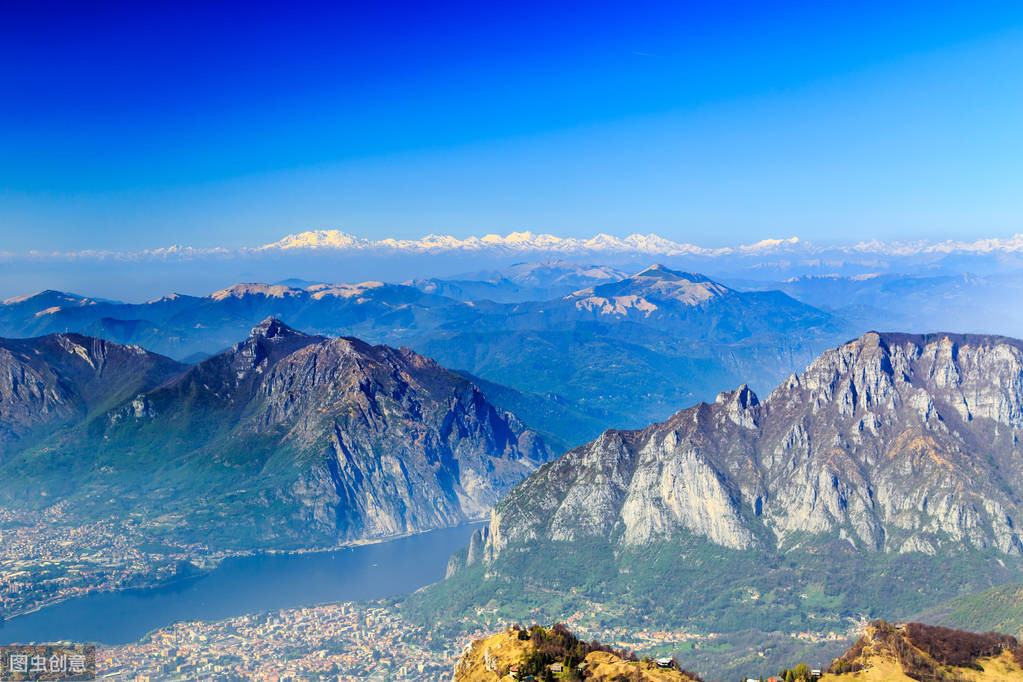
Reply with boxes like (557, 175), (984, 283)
(567, 264), (730, 315)
(422, 331), (1023, 679)
(0, 333), (185, 451)
(248, 316), (300, 339)
(0, 326), (552, 548)
(473, 330), (1023, 562)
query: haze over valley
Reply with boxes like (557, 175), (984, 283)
(6, 2), (1023, 679)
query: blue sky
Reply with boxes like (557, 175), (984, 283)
(3, 1), (1023, 252)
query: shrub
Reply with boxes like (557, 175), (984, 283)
(904, 622), (1015, 670)
(515, 624), (705, 681)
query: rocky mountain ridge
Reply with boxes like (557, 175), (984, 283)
(0, 320), (552, 547)
(0, 265), (851, 447)
(0, 333), (185, 452)
(470, 331), (1023, 567)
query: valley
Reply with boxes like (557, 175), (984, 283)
(10, 6), (1023, 678)
(407, 330), (1023, 678)
(4, 265), (1023, 679)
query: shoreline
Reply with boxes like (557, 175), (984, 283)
(0, 519), (486, 632)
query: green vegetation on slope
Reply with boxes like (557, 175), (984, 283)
(917, 583), (1023, 639)
(402, 534), (1023, 680)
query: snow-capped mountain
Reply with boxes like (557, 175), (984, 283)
(6, 231), (1023, 305)
(259, 229), (797, 256)
(258, 229), (1023, 260)
(409, 259), (629, 302)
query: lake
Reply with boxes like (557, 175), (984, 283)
(0, 523), (482, 645)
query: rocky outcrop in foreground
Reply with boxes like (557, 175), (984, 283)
(823, 620), (1023, 680)
(453, 625), (701, 681)
(473, 332), (1023, 565)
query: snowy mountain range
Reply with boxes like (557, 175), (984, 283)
(6, 230), (1023, 303)
(260, 229), (1023, 258)
(8, 230), (1023, 263)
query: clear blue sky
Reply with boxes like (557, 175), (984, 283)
(2, 0), (1023, 252)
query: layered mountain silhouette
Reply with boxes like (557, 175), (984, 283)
(0, 320), (551, 548)
(0, 264), (853, 446)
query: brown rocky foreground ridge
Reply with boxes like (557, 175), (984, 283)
(453, 624), (702, 681)
(822, 620), (1023, 681)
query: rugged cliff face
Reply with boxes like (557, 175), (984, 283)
(226, 320), (553, 539)
(0, 333), (185, 452)
(473, 332), (1023, 565)
(0, 320), (552, 547)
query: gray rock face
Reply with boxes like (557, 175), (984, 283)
(253, 334), (552, 539)
(0, 334), (185, 452)
(97, 319), (553, 544)
(479, 332), (1023, 562)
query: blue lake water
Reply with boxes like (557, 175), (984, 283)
(0, 523), (482, 646)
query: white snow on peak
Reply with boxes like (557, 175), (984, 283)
(147, 293), (187, 304)
(10, 232), (1023, 270)
(257, 230), (1023, 260)
(738, 237), (800, 252)
(306, 281), (386, 300)
(257, 230), (798, 256)
(258, 231), (372, 251)
(209, 283), (304, 301)
(848, 234), (1023, 256)
(569, 266), (731, 316)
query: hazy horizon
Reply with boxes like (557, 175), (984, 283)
(4, 2), (1023, 257)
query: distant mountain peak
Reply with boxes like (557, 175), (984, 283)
(569, 267), (732, 315)
(2, 290), (93, 306)
(633, 264), (711, 282)
(635, 263), (673, 275)
(209, 283), (303, 300)
(248, 317), (304, 341)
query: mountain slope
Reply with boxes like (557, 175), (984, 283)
(823, 621), (1023, 681)
(0, 265), (854, 446)
(0, 333), (185, 452)
(411, 331), (1023, 680)
(411, 260), (629, 303)
(739, 271), (1023, 341)
(916, 583), (1023, 638)
(452, 625), (702, 681)
(478, 331), (1023, 561)
(0, 320), (552, 548)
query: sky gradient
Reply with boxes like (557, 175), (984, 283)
(3, 1), (1023, 252)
